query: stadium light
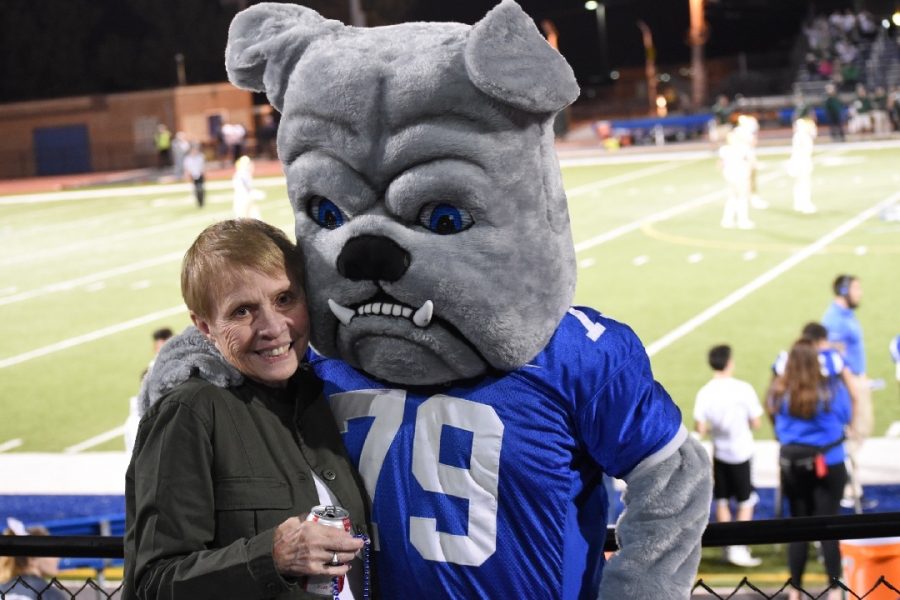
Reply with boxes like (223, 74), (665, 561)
(892, 10), (900, 27)
(584, 1), (609, 81)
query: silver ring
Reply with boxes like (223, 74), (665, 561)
(329, 551), (340, 566)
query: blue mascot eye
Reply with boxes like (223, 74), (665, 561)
(418, 203), (473, 235)
(308, 196), (345, 229)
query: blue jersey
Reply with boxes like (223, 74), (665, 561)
(822, 302), (865, 374)
(772, 347), (845, 378)
(773, 380), (851, 465)
(309, 307), (685, 600)
(890, 335), (900, 364)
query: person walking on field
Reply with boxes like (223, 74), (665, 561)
(694, 344), (764, 568)
(154, 124), (173, 169)
(718, 129), (755, 230)
(788, 115), (818, 214)
(232, 155), (263, 219)
(183, 143), (207, 208)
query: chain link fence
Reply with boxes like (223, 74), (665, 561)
(2, 513), (899, 599)
(1, 576), (899, 599)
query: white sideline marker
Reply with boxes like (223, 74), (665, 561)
(0, 251), (183, 307)
(0, 304), (187, 369)
(566, 161), (690, 199)
(64, 426), (125, 454)
(646, 191), (900, 358)
(0, 439), (23, 453)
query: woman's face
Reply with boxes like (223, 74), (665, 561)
(193, 267), (309, 387)
(33, 555), (59, 577)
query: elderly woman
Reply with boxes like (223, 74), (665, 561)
(124, 219), (371, 600)
(768, 338), (850, 600)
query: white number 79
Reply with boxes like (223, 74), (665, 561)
(330, 390), (504, 566)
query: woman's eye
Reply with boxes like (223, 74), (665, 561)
(417, 203), (473, 235)
(307, 195), (346, 229)
(277, 293), (294, 306)
(232, 306), (250, 318)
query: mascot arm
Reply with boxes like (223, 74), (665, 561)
(598, 435), (711, 600)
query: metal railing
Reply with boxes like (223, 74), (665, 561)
(2, 512), (899, 598)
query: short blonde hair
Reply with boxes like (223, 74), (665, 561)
(181, 219), (304, 320)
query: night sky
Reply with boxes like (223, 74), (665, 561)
(0, 0), (874, 103)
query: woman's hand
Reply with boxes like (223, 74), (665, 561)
(272, 516), (365, 578)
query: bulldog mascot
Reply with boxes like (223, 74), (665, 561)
(139, 2), (711, 597)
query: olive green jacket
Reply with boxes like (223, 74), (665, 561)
(123, 366), (373, 600)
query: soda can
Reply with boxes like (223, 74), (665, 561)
(304, 505), (352, 596)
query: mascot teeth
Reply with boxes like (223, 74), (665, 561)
(328, 299), (356, 326)
(412, 300), (433, 327)
(328, 298), (434, 328)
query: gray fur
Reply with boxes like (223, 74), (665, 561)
(465, 0), (580, 113)
(225, 0), (579, 385)
(599, 436), (712, 599)
(219, 3), (710, 597)
(137, 326), (242, 416)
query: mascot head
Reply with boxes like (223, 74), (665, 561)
(226, 0), (579, 385)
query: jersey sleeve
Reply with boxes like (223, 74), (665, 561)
(568, 312), (685, 480)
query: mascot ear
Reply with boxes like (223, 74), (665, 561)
(225, 2), (339, 112)
(465, 0), (580, 114)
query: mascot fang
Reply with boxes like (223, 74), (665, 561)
(143, 2), (712, 598)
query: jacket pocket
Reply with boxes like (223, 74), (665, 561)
(213, 477), (293, 544)
(214, 477), (292, 510)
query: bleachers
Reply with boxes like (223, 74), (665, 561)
(41, 513), (125, 572)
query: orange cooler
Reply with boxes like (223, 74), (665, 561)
(840, 537), (900, 600)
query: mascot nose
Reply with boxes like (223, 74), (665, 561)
(337, 235), (411, 282)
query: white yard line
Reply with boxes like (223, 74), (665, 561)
(0, 175), (287, 205)
(566, 160), (692, 199)
(0, 304), (186, 369)
(64, 426), (125, 454)
(0, 439), (23, 453)
(574, 185), (726, 254)
(573, 148), (849, 254)
(646, 190), (900, 357)
(0, 251), (183, 306)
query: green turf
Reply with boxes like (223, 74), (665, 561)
(2, 146), (898, 452)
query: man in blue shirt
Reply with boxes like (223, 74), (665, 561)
(822, 274), (871, 508)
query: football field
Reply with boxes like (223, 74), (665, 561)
(1, 140), (899, 455)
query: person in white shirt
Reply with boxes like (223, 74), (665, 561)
(232, 155), (263, 219)
(694, 344), (764, 567)
(718, 128), (756, 229)
(182, 143), (207, 208)
(788, 115), (817, 214)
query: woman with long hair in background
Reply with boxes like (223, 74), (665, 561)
(768, 338), (851, 600)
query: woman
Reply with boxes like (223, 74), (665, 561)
(124, 219), (372, 599)
(0, 521), (66, 600)
(768, 338), (851, 600)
